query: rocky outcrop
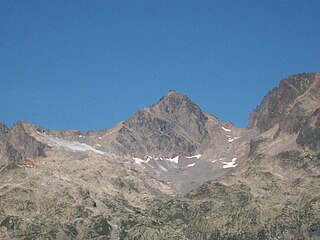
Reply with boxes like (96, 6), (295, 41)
(247, 72), (320, 156)
(0, 123), (8, 141)
(248, 73), (319, 132)
(0, 121), (45, 166)
(297, 108), (320, 150)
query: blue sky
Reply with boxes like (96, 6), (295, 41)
(1, 1), (319, 131)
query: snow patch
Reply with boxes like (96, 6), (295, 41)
(228, 136), (240, 143)
(186, 163), (196, 167)
(223, 162), (238, 168)
(186, 154), (201, 159)
(222, 157), (238, 169)
(222, 126), (231, 132)
(40, 133), (105, 155)
(165, 156), (179, 164)
(133, 157), (149, 165)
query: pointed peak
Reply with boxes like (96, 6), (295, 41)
(167, 89), (177, 94)
(154, 90), (191, 109)
(164, 89), (185, 99)
(148, 90), (209, 123)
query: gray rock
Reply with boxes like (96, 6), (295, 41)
(112, 90), (213, 157)
(297, 108), (320, 150)
(309, 223), (320, 237)
(0, 121), (45, 165)
(0, 123), (8, 141)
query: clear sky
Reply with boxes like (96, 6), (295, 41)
(1, 1), (319, 131)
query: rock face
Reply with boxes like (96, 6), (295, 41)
(248, 72), (320, 133)
(0, 121), (45, 167)
(297, 108), (320, 150)
(248, 73), (320, 152)
(107, 90), (223, 158)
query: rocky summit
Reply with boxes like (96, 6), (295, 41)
(0, 73), (320, 240)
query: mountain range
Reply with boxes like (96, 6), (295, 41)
(0, 72), (319, 239)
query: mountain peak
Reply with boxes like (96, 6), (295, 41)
(248, 72), (320, 132)
(156, 90), (185, 105)
(164, 89), (185, 99)
(111, 90), (214, 157)
(167, 89), (179, 95)
(153, 90), (204, 117)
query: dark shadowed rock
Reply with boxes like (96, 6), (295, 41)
(152, 90), (209, 142)
(248, 73), (319, 132)
(9, 122), (45, 159)
(0, 123), (8, 141)
(309, 223), (320, 237)
(297, 108), (320, 150)
(277, 102), (307, 134)
(0, 121), (45, 166)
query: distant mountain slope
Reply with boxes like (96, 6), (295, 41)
(100, 90), (255, 161)
(0, 72), (319, 239)
(103, 90), (225, 158)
